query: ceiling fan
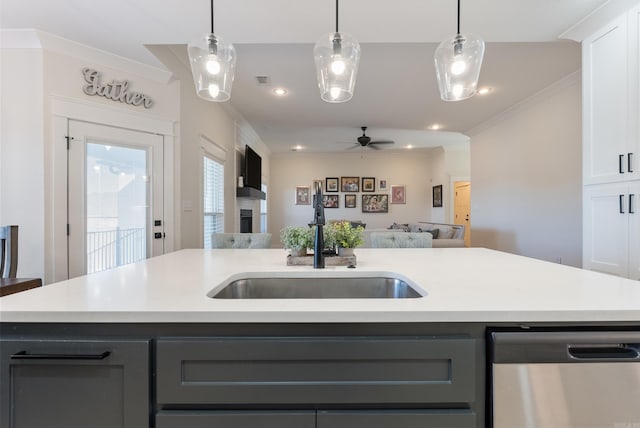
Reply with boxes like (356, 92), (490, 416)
(348, 126), (395, 150)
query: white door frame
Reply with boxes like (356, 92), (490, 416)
(50, 96), (176, 282)
(68, 120), (164, 278)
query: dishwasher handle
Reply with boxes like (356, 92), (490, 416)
(492, 331), (640, 363)
(568, 344), (640, 360)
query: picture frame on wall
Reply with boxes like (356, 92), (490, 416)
(378, 178), (388, 191)
(362, 177), (375, 192)
(323, 194), (339, 208)
(326, 177), (339, 192)
(391, 185), (406, 204)
(295, 186), (311, 205)
(433, 184), (443, 207)
(362, 194), (389, 213)
(345, 194), (357, 208)
(341, 176), (360, 192)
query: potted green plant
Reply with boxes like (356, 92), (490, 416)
(280, 226), (313, 257)
(332, 221), (364, 256)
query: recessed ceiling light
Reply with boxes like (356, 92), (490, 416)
(291, 145), (303, 151)
(477, 87), (492, 95)
(273, 88), (288, 96)
(406, 144), (414, 149)
(429, 124), (442, 131)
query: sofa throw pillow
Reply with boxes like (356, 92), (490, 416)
(424, 228), (439, 239)
(388, 222), (409, 232)
(439, 228), (455, 239)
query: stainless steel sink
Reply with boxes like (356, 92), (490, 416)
(209, 277), (422, 299)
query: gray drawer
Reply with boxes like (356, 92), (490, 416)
(317, 409), (476, 428)
(0, 339), (149, 428)
(156, 336), (476, 405)
(156, 411), (315, 428)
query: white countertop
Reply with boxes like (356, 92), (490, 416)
(1, 248), (639, 323)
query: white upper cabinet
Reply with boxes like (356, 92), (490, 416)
(582, 5), (640, 279)
(583, 8), (639, 185)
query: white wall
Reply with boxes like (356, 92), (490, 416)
(428, 143), (471, 223)
(269, 149), (449, 246)
(1, 30), (181, 283)
(0, 48), (44, 279)
(148, 46), (237, 249)
(148, 45), (271, 246)
(469, 73), (582, 267)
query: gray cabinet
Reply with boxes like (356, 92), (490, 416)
(156, 411), (316, 428)
(156, 336), (477, 427)
(317, 410), (476, 428)
(0, 339), (149, 428)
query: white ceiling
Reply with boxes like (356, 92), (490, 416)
(1, 0), (611, 152)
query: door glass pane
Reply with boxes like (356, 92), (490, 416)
(86, 143), (148, 273)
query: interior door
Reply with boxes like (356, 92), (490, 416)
(68, 120), (164, 279)
(454, 181), (471, 247)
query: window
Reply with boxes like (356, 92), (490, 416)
(203, 155), (224, 248)
(260, 183), (267, 232)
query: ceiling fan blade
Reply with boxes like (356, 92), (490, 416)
(368, 144), (381, 150)
(346, 144), (360, 150)
(370, 140), (395, 145)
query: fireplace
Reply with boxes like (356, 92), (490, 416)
(240, 209), (252, 233)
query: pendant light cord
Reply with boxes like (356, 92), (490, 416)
(456, 0), (461, 35)
(335, 0), (339, 33)
(210, 0), (215, 34)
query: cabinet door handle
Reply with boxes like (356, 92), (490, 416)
(629, 153), (634, 173)
(630, 194), (636, 214)
(620, 154), (625, 174)
(10, 350), (111, 360)
(620, 194), (625, 214)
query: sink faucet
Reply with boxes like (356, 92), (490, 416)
(312, 181), (325, 269)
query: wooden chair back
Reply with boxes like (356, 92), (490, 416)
(0, 225), (18, 278)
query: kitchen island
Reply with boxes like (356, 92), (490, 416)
(1, 248), (639, 428)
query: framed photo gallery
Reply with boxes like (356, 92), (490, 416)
(296, 177), (406, 212)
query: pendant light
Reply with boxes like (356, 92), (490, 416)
(434, 0), (484, 101)
(188, 0), (236, 102)
(313, 0), (361, 103)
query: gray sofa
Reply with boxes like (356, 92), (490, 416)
(211, 233), (272, 249)
(362, 222), (465, 248)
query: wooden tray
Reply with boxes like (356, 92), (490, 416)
(287, 254), (356, 266)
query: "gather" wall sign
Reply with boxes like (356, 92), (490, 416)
(81, 67), (154, 109)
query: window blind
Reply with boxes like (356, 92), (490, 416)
(203, 155), (224, 248)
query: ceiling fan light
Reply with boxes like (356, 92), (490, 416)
(314, 31), (360, 103)
(188, 32), (236, 102)
(434, 32), (484, 101)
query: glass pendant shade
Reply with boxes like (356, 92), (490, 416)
(434, 32), (484, 101)
(314, 32), (360, 103)
(188, 33), (236, 102)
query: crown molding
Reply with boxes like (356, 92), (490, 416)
(559, 0), (640, 41)
(466, 71), (581, 137)
(1, 29), (172, 84)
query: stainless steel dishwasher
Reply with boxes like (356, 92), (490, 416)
(491, 330), (640, 428)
